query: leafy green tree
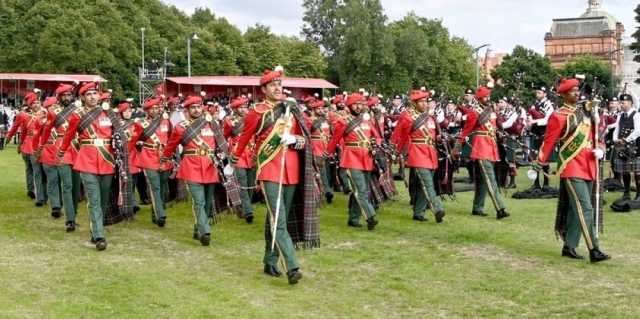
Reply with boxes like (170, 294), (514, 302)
(560, 54), (616, 100)
(629, 4), (640, 84)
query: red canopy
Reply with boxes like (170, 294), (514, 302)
(0, 73), (107, 82)
(166, 76), (337, 89)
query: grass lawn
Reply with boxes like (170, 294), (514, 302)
(1, 143), (640, 318)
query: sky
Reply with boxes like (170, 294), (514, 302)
(163, 0), (636, 55)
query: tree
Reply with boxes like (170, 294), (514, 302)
(630, 4), (640, 84)
(560, 54), (616, 100)
(490, 45), (557, 105)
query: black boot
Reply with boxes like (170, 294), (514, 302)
(435, 211), (445, 223)
(287, 268), (302, 285)
(623, 192), (631, 201)
(27, 191), (35, 199)
(366, 216), (378, 230)
(199, 233), (211, 246)
(472, 210), (487, 217)
(263, 264), (282, 277)
(95, 238), (107, 251)
(412, 215), (427, 222)
(156, 216), (166, 228)
(589, 249), (611, 263)
(245, 214), (254, 224)
(51, 207), (62, 219)
(497, 209), (510, 220)
(347, 221), (362, 228)
(507, 176), (516, 189)
(325, 192), (334, 204)
(65, 221), (76, 232)
(561, 246), (584, 259)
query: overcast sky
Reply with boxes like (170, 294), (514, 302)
(163, 0), (636, 54)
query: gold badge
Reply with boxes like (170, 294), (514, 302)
(101, 102), (110, 111)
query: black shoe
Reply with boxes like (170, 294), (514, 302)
(51, 208), (62, 219)
(245, 215), (254, 224)
(367, 217), (378, 230)
(133, 206), (140, 213)
(287, 269), (302, 285)
(497, 209), (510, 220)
(65, 221), (76, 232)
(35, 201), (44, 207)
(347, 221), (362, 228)
(561, 246), (584, 259)
(193, 230), (199, 240)
(95, 238), (107, 251)
(412, 215), (427, 222)
(589, 249), (611, 263)
(435, 211), (445, 223)
(622, 192), (631, 201)
(507, 181), (517, 189)
(325, 192), (334, 204)
(263, 264), (282, 277)
(472, 211), (488, 217)
(156, 216), (166, 228)
(27, 191), (35, 199)
(200, 234), (211, 246)
(141, 199), (151, 205)
(90, 237), (97, 244)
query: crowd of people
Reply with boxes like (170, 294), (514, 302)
(3, 66), (626, 285)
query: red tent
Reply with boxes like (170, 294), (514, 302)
(0, 73), (107, 105)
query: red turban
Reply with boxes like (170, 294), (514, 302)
(78, 82), (98, 96)
(409, 90), (430, 102)
(99, 91), (112, 102)
(345, 93), (365, 108)
(475, 87), (491, 99)
(367, 96), (380, 107)
(229, 97), (248, 109)
(183, 95), (203, 108)
(55, 84), (75, 96)
(310, 99), (325, 109)
(331, 95), (343, 105)
(43, 97), (57, 108)
(24, 92), (38, 106)
(558, 78), (580, 95)
(260, 66), (284, 86)
(117, 101), (132, 113)
(143, 97), (162, 110)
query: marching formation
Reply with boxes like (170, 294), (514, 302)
(3, 66), (622, 285)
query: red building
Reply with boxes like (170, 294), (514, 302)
(0, 73), (106, 106)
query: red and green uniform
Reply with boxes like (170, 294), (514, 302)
(6, 110), (44, 199)
(392, 109), (444, 218)
(224, 114), (255, 218)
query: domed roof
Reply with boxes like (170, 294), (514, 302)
(580, 9), (618, 30)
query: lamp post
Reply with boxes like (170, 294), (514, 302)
(187, 33), (199, 77)
(608, 47), (623, 97)
(140, 27), (146, 105)
(473, 44), (490, 89)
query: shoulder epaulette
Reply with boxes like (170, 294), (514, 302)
(253, 102), (272, 114)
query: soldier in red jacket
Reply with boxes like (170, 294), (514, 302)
(533, 78), (610, 263)
(39, 84), (82, 231)
(58, 82), (115, 251)
(35, 96), (62, 218)
(307, 99), (334, 203)
(133, 97), (173, 227)
(6, 92), (47, 206)
(224, 96), (256, 223)
(453, 87), (510, 219)
(231, 67), (318, 285)
(116, 100), (141, 213)
(391, 90), (445, 223)
(162, 95), (223, 246)
(327, 93), (381, 230)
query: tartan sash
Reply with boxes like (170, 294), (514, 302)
(54, 105), (76, 128)
(180, 117), (206, 146)
(77, 106), (102, 133)
(139, 116), (162, 143)
(410, 111), (430, 133)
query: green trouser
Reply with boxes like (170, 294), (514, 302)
(42, 164), (62, 209)
(21, 154), (34, 194)
(29, 154), (46, 203)
(59, 164), (78, 222)
(473, 160), (506, 213)
(144, 169), (169, 220)
(80, 173), (113, 240)
(346, 169), (376, 223)
(186, 182), (215, 237)
(320, 164), (333, 194)
(413, 168), (444, 217)
(261, 181), (300, 272)
(563, 178), (600, 250)
(339, 168), (351, 191)
(235, 168), (255, 217)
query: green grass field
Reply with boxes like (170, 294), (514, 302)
(1, 144), (640, 318)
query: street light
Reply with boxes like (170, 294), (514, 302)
(187, 33), (199, 77)
(473, 44), (490, 89)
(140, 27), (146, 105)
(608, 47), (623, 97)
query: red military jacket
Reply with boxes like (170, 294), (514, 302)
(233, 101), (303, 185)
(458, 104), (500, 162)
(308, 116), (331, 157)
(60, 108), (115, 175)
(537, 103), (604, 180)
(223, 115), (254, 169)
(132, 116), (172, 171)
(163, 118), (220, 184)
(6, 110), (40, 155)
(40, 104), (80, 165)
(391, 109), (439, 169)
(327, 113), (380, 171)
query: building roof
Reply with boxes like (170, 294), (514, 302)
(0, 73), (107, 82)
(166, 76), (338, 89)
(550, 16), (614, 38)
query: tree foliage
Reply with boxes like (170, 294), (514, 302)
(0, 0), (327, 98)
(630, 4), (640, 84)
(559, 54), (616, 100)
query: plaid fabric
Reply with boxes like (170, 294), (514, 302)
(103, 112), (134, 225)
(613, 156), (640, 173)
(210, 120), (242, 209)
(287, 104), (320, 248)
(379, 163), (398, 198)
(369, 176), (384, 205)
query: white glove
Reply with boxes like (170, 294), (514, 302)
(593, 148), (604, 160)
(223, 164), (234, 177)
(281, 133), (296, 146)
(526, 169), (538, 181)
